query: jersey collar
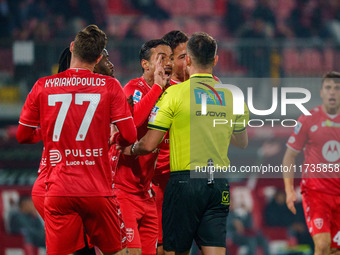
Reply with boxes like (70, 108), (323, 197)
(170, 79), (182, 84)
(140, 76), (152, 90)
(190, 73), (214, 79)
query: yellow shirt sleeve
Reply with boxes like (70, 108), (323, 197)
(148, 88), (176, 132)
(233, 102), (249, 133)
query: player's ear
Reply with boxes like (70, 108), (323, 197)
(141, 59), (149, 71)
(95, 54), (103, 65)
(213, 55), (218, 67)
(70, 41), (74, 52)
(185, 55), (191, 67)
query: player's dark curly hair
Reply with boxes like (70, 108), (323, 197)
(162, 30), (189, 51)
(58, 47), (71, 73)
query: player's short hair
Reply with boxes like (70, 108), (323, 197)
(162, 30), (189, 51)
(322, 71), (340, 86)
(139, 39), (170, 72)
(58, 47), (71, 73)
(73, 25), (107, 63)
(187, 32), (217, 68)
(139, 39), (170, 63)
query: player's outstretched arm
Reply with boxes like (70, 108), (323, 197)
(112, 118), (137, 146)
(16, 124), (42, 144)
(282, 147), (299, 215)
(230, 131), (248, 149)
(118, 129), (165, 156)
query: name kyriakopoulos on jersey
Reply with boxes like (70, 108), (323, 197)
(45, 77), (106, 88)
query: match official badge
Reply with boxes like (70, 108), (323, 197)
(222, 191), (230, 205)
(133, 90), (142, 104)
(126, 228), (134, 242)
(314, 218), (324, 230)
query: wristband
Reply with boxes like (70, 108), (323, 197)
(131, 142), (137, 155)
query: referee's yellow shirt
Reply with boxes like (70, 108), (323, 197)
(148, 74), (249, 172)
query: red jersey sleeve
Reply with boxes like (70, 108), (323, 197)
(19, 81), (41, 128)
(113, 118), (137, 146)
(109, 78), (133, 123)
(287, 115), (309, 152)
(124, 82), (162, 128)
(17, 125), (42, 144)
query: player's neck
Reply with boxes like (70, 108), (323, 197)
(171, 73), (185, 83)
(189, 66), (213, 76)
(142, 73), (154, 87)
(70, 59), (95, 72)
(322, 104), (340, 115)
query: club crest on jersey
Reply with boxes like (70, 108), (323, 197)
(288, 136), (295, 144)
(126, 228), (134, 242)
(322, 140), (340, 162)
(133, 90), (142, 104)
(149, 106), (159, 124)
(314, 218), (324, 230)
(310, 125), (318, 132)
(294, 122), (302, 134)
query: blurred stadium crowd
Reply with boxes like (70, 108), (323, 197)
(2, 0), (340, 41)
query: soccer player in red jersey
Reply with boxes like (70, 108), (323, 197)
(283, 71), (340, 255)
(109, 39), (172, 255)
(32, 47), (115, 220)
(146, 30), (189, 255)
(31, 46), (117, 255)
(17, 25), (137, 255)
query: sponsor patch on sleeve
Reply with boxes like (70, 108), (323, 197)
(149, 106), (159, 123)
(133, 90), (142, 104)
(294, 122), (302, 134)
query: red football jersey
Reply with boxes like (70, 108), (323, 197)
(287, 105), (340, 195)
(153, 79), (180, 184)
(31, 148), (47, 196)
(110, 77), (162, 198)
(19, 68), (133, 197)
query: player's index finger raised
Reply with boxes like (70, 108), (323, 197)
(156, 55), (162, 66)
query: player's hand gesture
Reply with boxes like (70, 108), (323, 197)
(154, 55), (167, 89)
(286, 189), (297, 215)
(109, 124), (118, 146)
(116, 144), (132, 156)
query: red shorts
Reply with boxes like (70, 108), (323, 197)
(115, 189), (158, 255)
(44, 196), (126, 255)
(302, 189), (340, 248)
(153, 183), (166, 245)
(32, 195), (45, 219)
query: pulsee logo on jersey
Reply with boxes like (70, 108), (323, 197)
(195, 82), (312, 128)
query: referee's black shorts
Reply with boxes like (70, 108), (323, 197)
(162, 170), (230, 253)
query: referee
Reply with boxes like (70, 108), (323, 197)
(122, 32), (249, 255)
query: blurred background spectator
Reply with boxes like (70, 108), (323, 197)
(8, 195), (45, 255)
